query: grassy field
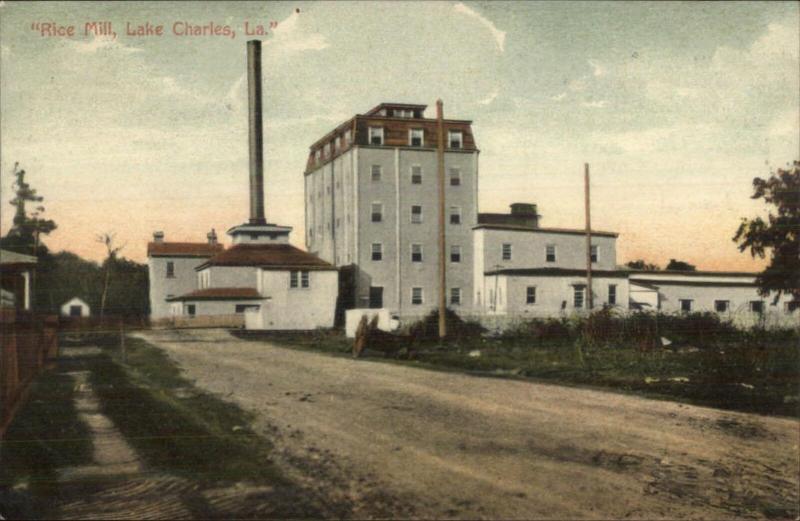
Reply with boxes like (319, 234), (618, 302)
(236, 311), (800, 418)
(0, 370), (93, 518)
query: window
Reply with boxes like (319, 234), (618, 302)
(546, 245), (556, 263)
(411, 165), (423, 184)
(290, 271), (298, 288)
(369, 287), (383, 308)
(411, 244), (423, 262)
(334, 136), (341, 151)
(450, 287), (462, 306)
(450, 206), (461, 225)
(371, 164), (382, 181)
(608, 284), (617, 305)
(409, 128), (424, 147)
(714, 300), (729, 313)
(186, 304), (196, 316)
(526, 286), (537, 305)
(309, 227), (313, 238)
(573, 286), (585, 309)
(369, 127), (384, 145)
(371, 243), (383, 261)
(371, 202), (383, 222)
(411, 205), (423, 224)
(502, 243), (512, 261)
(680, 299), (693, 313)
(166, 261), (175, 278)
(344, 129), (352, 145)
(448, 130), (463, 149)
(290, 270), (310, 289)
(411, 287), (424, 305)
(395, 109), (414, 118)
(301, 271), (310, 288)
(750, 301), (764, 314)
(235, 304), (260, 313)
(784, 301), (799, 313)
(450, 245), (462, 263)
(323, 143), (330, 158)
(590, 245), (598, 263)
(69, 305), (82, 317)
(449, 168), (461, 186)
(315, 150), (321, 163)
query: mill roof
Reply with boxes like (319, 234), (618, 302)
(197, 244), (335, 270)
(147, 242), (224, 258)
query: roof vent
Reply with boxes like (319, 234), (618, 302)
(153, 231), (164, 243)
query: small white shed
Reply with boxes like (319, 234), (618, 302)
(60, 297), (91, 318)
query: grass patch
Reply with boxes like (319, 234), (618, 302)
(0, 370), (93, 518)
(87, 335), (285, 486)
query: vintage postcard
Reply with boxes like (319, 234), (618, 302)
(1, 1), (798, 519)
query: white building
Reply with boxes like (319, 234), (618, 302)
(304, 102), (478, 319)
(60, 297), (90, 317)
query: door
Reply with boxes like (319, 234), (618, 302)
(69, 305), (82, 317)
(368, 286), (383, 309)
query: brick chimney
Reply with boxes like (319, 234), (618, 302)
(153, 231), (164, 243)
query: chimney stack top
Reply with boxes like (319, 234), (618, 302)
(153, 231), (164, 243)
(207, 229), (218, 245)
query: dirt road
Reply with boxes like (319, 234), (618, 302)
(137, 329), (799, 520)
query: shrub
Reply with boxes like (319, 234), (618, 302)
(406, 308), (486, 343)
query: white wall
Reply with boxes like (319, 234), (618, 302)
(203, 266), (259, 289)
(148, 256), (210, 318)
(252, 269), (338, 330)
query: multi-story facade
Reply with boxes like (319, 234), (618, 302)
(304, 102), (479, 318)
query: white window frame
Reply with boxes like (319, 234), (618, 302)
(411, 205), (423, 224)
(411, 165), (423, 184)
(608, 284), (617, 305)
(411, 287), (424, 305)
(368, 126), (384, 145)
(714, 300), (730, 313)
(749, 300), (764, 313)
(526, 286), (537, 305)
(334, 136), (341, 151)
(301, 270), (310, 288)
(450, 287), (462, 306)
(590, 245), (599, 263)
(411, 243), (423, 263)
(409, 128), (424, 147)
(680, 299), (693, 313)
(166, 261), (175, 278)
(449, 167), (461, 186)
(395, 108), (414, 118)
(323, 143), (330, 158)
(450, 245), (462, 263)
(371, 202), (383, 223)
(546, 244), (557, 263)
(502, 243), (512, 261)
(344, 129), (352, 145)
(450, 206), (462, 225)
(573, 286), (585, 309)
(290, 271), (299, 288)
(371, 242), (383, 261)
(448, 130), (463, 149)
(371, 164), (382, 181)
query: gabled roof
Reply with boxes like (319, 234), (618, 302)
(197, 244), (336, 270)
(167, 287), (261, 301)
(473, 224), (619, 238)
(147, 242), (224, 258)
(0, 249), (37, 265)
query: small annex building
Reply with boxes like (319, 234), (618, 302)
(60, 297), (90, 318)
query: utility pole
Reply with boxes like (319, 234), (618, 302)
(584, 163), (593, 311)
(436, 100), (447, 339)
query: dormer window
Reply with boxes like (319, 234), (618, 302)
(395, 109), (414, 118)
(314, 150), (321, 163)
(448, 130), (463, 149)
(409, 129), (424, 147)
(323, 143), (330, 158)
(369, 127), (384, 145)
(344, 129), (352, 145)
(334, 136), (341, 151)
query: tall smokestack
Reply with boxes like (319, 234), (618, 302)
(247, 40), (266, 225)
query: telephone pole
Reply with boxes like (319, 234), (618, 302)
(437, 100), (447, 339)
(584, 163), (593, 310)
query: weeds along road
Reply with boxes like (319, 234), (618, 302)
(137, 329), (799, 520)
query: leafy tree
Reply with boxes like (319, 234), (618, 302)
(1, 163), (56, 255)
(665, 259), (696, 271)
(625, 259), (660, 271)
(733, 160), (800, 302)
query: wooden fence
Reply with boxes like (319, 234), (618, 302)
(1, 307), (59, 439)
(150, 314), (245, 329)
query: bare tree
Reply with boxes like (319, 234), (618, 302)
(96, 232), (125, 318)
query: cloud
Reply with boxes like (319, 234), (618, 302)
(223, 73), (246, 113)
(588, 59), (605, 77)
(453, 3), (506, 53)
(478, 88), (499, 105)
(550, 92), (567, 101)
(268, 10), (330, 53)
(67, 33), (142, 54)
(582, 100), (607, 108)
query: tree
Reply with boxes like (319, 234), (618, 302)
(665, 259), (696, 271)
(625, 259), (660, 271)
(96, 232), (125, 318)
(2, 163), (57, 255)
(733, 160), (800, 302)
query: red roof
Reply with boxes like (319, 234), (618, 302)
(167, 287), (261, 301)
(147, 242), (224, 257)
(199, 244), (335, 270)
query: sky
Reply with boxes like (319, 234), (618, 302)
(1, 1), (798, 269)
